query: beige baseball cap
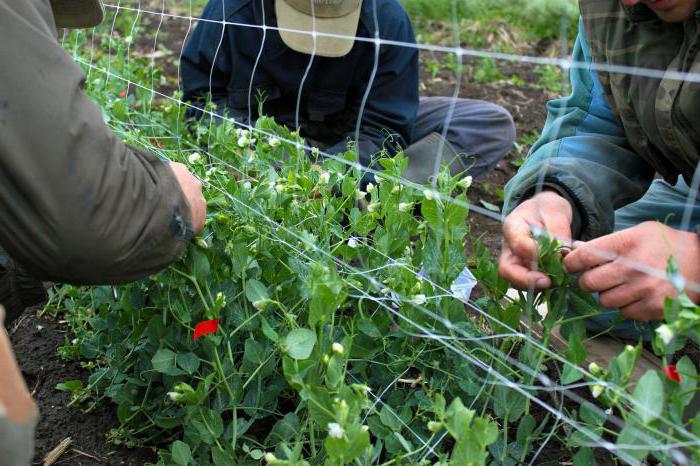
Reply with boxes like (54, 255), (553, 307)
(275, 0), (363, 58)
(50, 0), (105, 28)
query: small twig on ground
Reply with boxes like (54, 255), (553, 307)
(9, 311), (30, 336)
(30, 368), (43, 397)
(43, 437), (72, 466)
(71, 448), (105, 463)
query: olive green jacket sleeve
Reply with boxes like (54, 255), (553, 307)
(0, 0), (193, 285)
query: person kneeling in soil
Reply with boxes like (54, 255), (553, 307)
(498, 0), (700, 340)
(0, 0), (207, 463)
(180, 0), (516, 184)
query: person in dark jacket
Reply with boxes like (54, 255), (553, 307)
(180, 0), (516, 184)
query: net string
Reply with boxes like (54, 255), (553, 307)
(102, 3), (700, 84)
(108, 109), (698, 463)
(94, 1), (700, 295)
(71, 5), (700, 464)
(76, 49), (700, 297)
(71, 49), (700, 427)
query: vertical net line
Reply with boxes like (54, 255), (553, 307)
(124, 0), (142, 97)
(247, 0), (268, 127)
(294, 0), (318, 135)
(175, 0), (195, 155)
(205, 0), (228, 151)
(147, 0), (167, 111)
(430, 0), (462, 187)
(353, 0), (380, 174)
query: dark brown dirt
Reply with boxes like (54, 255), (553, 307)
(418, 54), (550, 254)
(9, 310), (156, 465)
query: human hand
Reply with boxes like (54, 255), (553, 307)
(170, 162), (206, 235)
(499, 190), (574, 289)
(564, 221), (700, 321)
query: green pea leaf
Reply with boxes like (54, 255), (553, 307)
(632, 370), (664, 424)
(171, 440), (192, 466)
(245, 279), (270, 309)
(191, 248), (210, 283)
(283, 328), (317, 360)
(176, 352), (200, 374)
(152, 348), (185, 376)
(55, 380), (83, 393)
(676, 356), (698, 407)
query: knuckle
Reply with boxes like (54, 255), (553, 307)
(599, 292), (616, 308)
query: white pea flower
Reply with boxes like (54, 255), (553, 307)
(391, 185), (402, 194)
(423, 189), (437, 200)
(167, 391), (184, 402)
(237, 136), (249, 147)
(591, 384), (604, 399)
(367, 202), (380, 213)
(268, 137), (281, 147)
(347, 237), (358, 249)
(311, 147), (320, 157)
(361, 425), (369, 433)
(327, 422), (345, 439)
(264, 453), (277, 464)
(318, 172), (330, 185)
(366, 182), (376, 193)
(354, 189), (366, 200)
(242, 181), (252, 191)
(188, 152), (202, 164)
(411, 294), (427, 306)
(588, 362), (603, 376)
(624, 345), (635, 353)
(375, 174), (384, 184)
(332, 342), (344, 355)
(655, 324), (674, 345)
(457, 175), (473, 190)
(398, 202), (413, 213)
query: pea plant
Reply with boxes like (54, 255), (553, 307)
(52, 12), (700, 466)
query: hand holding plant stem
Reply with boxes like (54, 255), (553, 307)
(499, 190), (573, 289)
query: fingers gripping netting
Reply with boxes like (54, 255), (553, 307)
(56, 1), (700, 464)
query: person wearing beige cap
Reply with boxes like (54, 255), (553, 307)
(181, 0), (515, 184)
(0, 1), (206, 463)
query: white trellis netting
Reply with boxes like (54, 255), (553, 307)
(59, 1), (700, 464)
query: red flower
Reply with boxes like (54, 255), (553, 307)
(118, 90), (126, 98)
(664, 365), (682, 383)
(193, 319), (219, 341)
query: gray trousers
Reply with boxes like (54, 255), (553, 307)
(410, 97), (516, 178)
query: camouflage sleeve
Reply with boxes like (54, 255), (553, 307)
(503, 19), (654, 240)
(0, 0), (193, 284)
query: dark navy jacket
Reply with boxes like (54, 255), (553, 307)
(180, 0), (419, 165)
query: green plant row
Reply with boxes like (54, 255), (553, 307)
(50, 17), (700, 466)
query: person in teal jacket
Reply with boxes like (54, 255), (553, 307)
(500, 0), (700, 339)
